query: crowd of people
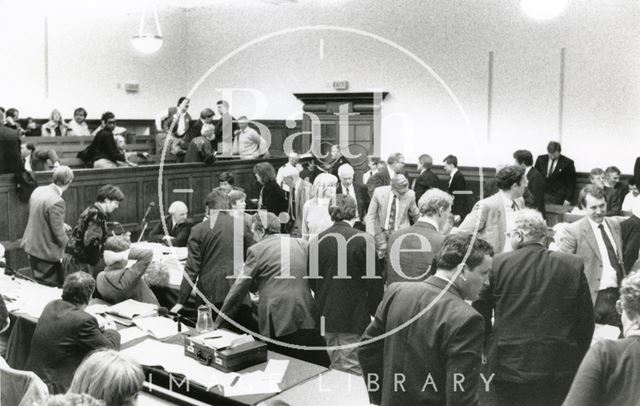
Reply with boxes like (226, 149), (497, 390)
(5, 98), (640, 405)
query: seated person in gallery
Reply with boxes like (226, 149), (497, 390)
(26, 271), (120, 394)
(96, 236), (158, 305)
(147, 201), (193, 247)
(66, 107), (91, 136)
(21, 139), (60, 171)
(184, 124), (217, 164)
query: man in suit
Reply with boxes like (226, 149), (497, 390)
(214, 100), (238, 155)
(280, 165), (312, 236)
(326, 144), (352, 177)
(0, 109), (23, 175)
(560, 184), (626, 327)
(358, 233), (494, 406)
(458, 165), (527, 253)
(413, 154), (441, 203)
(147, 201), (194, 247)
(365, 174), (420, 260)
(605, 166), (626, 215)
(385, 188), (451, 284)
(534, 141), (576, 206)
(443, 154), (470, 221)
(96, 236), (158, 305)
(514, 149), (546, 217)
(215, 212), (329, 366)
(308, 195), (382, 374)
(26, 272), (120, 394)
(590, 168), (622, 216)
(21, 166), (74, 287)
(186, 107), (215, 146)
(336, 163), (370, 229)
(474, 209), (594, 406)
(621, 199), (640, 272)
(366, 152), (405, 195)
(184, 110), (217, 165)
(171, 190), (256, 330)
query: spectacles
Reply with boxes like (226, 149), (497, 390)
(616, 299), (624, 315)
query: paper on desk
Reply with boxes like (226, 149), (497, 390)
(592, 323), (621, 344)
(264, 359), (289, 384)
(223, 371), (281, 397)
(85, 303), (109, 315)
(119, 326), (149, 345)
(134, 317), (179, 339)
(107, 299), (158, 319)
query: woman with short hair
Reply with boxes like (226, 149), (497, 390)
(563, 270), (640, 406)
(68, 349), (144, 406)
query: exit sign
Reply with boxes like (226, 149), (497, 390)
(332, 81), (349, 91)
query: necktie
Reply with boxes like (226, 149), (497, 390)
(598, 224), (623, 278)
(511, 201), (519, 211)
(388, 195), (397, 231)
(548, 159), (556, 178)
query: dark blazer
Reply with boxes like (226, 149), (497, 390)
(384, 221), (444, 284)
(218, 234), (316, 338)
(184, 136), (216, 164)
(524, 167), (546, 217)
(358, 277), (484, 406)
(259, 179), (288, 216)
(147, 216), (194, 247)
(25, 299), (120, 394)
(473, 244), (594, 383)
(604, 186), (623, 216)
(413, 169), (441, 203)
(448, 170), (470, 219)
(86, 128), (125, 165)
(534, 154), (577, 204)
(635, 157), (640, 186)
(621, 215), (640, 272)
(336, 182), (370, 221)
(366, 166), (391, 195)
(310, 221), (383, 335)
(0, 124), (23, 175)
(178, 212), (254, 305)
(97, 247), (158, 305)
(563, 336), (640, 406)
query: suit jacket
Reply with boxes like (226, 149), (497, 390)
(336, 181), (370, 221)
(147, 216), (194, 247)
(365, 186), (420, 253)
(184, 136), (216, 164)
(28, 149), (60, 172)
(218, 234), (316, 338)
(96, 247), (159, 305)
(87, 128), (125, 165)
(25, 299), (120, 394)
(560, 217), (625, 303)
(259, 180), (288, 216)
(22, 184), (68, 263)
(309, 221), (383, 335)
(384, 221), (444, 284)
(534, 154), (577, 203)
(214, 113), (238, 152)
(366, 166), (391, 195)
(604, 186), (623, 216)
(413, 169), (441, 203)
(473, 244), (594, 383)
(524, 167), (546, 217)
(458, 192), (525, 253)
(285, 178), (312, 236)
(328, 155), (351, 177)
(358, 277), (484, 406)
(179, 212), (254, 305)
(635, 157), (640, 185)
(621, 215), (640, 272)
(0, 124), (23, 175)
(448, 170), (470, 219)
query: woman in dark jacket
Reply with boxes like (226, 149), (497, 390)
(563, 270), (640, 406)
(253, 162), (288, 216)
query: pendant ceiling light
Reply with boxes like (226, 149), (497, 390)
(521, 0), (567, 21)
(132, 3), (163, 54)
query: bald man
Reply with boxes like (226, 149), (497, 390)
(147, 201), (193, 247)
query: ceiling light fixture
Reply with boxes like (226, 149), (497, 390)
(520, 0), (567, 21)
(132, 3), (163, 54)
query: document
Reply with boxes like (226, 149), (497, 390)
(119, 326), (149, 345)
(134, 316), (179, 339)
(107, 299), (158, 319)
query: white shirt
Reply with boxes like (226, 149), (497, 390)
(236, 127), (264, 159)
(276, 163), (303, 192)
(417, 216), (440, 232)
(388, 167), (397, 181)
(341, 182), (358, 212)
(547, 158), (557, 177)
(363, 170), (376, 185)
(622, 192), (640, 212)
(500, 191), (519, 253)
(587, 217), (619, 290)
(524, 166), (531, 177)
(67, 120), (90, 136)
(448, 168), (458, 188)
(384, 193), (399, 231)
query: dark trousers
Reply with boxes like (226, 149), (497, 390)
(28, 255), (63, 288)
(594, 288), (621, 327)
(495, 377), (573, 406)
(272, 329), (331, 367)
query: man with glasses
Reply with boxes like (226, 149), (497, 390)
(474, 209), (594, 406)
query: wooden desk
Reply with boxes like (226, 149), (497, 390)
(272, 369), (371, 406)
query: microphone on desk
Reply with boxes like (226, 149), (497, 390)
(137, 202), (156, 243)
(158, 306), (182, 333)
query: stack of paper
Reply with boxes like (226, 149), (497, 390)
(107, 299), (157, 319)
(119, 326), (150, 345)
(134, 317), (179, 339)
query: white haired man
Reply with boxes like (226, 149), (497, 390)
(147, 201), (193, 247)
(336, 163), (370, 230)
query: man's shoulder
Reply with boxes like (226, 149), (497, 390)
(560, 155), (575, 165)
